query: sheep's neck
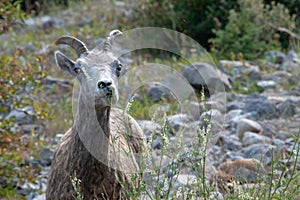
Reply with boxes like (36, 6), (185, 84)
(74, 95), (111, 163)
(95, 106), (111, 136)
(76, 95), (111, 136)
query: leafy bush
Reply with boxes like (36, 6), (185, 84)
(210, 0), (297, 60)
(10, 0), (84, 15)
(131, 0), (239, 49)
(131, 0), (298, 56)
(0, 0), (26, 33)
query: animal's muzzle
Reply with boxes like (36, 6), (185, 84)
(98, 80), (113, 98)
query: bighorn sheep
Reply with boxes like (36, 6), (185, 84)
(46, 30), (145, 199)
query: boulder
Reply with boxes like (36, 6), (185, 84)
(256, 80), (276, 90)
(5, 106), (35, 124)
(243, 94), (278, 119)
(25, 16), (65, 29)
(165, 114), (194, 135)
(264, 50), (285, 64)
(277, 99), (296, 117)
(219, 60), (261, 82)
(176, 174), (197, 186)
(236, 118), (263, 139)
(242, 144), (277, 164)
(181, 62), (231, 96)
(280, 50), (300, 72)
(242, 131), (271, 146)
(137, 120), (162, 138)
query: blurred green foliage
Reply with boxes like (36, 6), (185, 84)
(132, 0), (239, 49)
(12, 0), (82, 14)
(132, 0), (299, 60)
(210, 0), (297, 60)
(0, 0), (26, 33)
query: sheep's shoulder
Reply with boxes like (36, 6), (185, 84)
(110, 108), (145, 154)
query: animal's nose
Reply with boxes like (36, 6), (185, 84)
(97, 80), (112, 89)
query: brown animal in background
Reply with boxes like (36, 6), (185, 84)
(46, 30), (145, 200)
(210, 171), (235, 194)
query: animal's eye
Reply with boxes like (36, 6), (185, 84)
(74, 61), (83, 74)
(74, 66), (81, 74)
(116, 63), (122, 71)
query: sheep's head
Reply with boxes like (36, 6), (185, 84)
(54, 30), (123, 108)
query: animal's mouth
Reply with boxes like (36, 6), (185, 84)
(105, 91), (113, 99)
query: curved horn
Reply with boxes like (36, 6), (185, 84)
(55, 36), (89, 56)
(103, 30), (123, 52)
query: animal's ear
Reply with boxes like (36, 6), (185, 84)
(55, 51), (76, 76)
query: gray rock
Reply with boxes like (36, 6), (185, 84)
(144, 84), (174, 102)
(29, 193), (46, 200)
(200, 109), (223, 125)
(39, 148), (54, 166)
(208, 191), (224, 200)
(20, 124), (44, 135)
(25, 159), (41, 169)
(0, 177), (8, 188)
(52, 133), (64, 143)
(152, 138), (163, 149)
(203, 100), (226, 114)
(165, 114), (194, 135)
(243, 94), (278, 119)
(220, 60), (261, 82)
(19, 134), (31, 146)
(272, 139), (285, 148)
(199, 109), (224, 135)
(226, 101), (245, 112)
(137, 120), (162, 138)
(256, 80), (276, 90)
(236, 118), (263, 139)
(264, 70), (292, 84)
(242, 132), (271, 146)
(277, 99), (296, 117)
(275, 130), (291, 140)
(5, 106), (35, 123)
(176, 174), (197, 186)
(224, 152), (244, 161)
(181, 62), (231, 96)
(182, 102), (203, 120)
(24, 43), (36, 52)
(242, 144), (277, 164)
(265, 50), (285, 64)
(280, 50), (300, 72)
(219, 134), (242, 151)
(225, 109), (243, 124)
(25, 16), (65, 29)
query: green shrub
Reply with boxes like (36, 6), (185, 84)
(210, 0), (297, 60)
(0, 0), (26, 33)
(131, 0), (239, 49)
(131, 0), (298, 55)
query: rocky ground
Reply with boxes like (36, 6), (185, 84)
(0, 2), (299, 199)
